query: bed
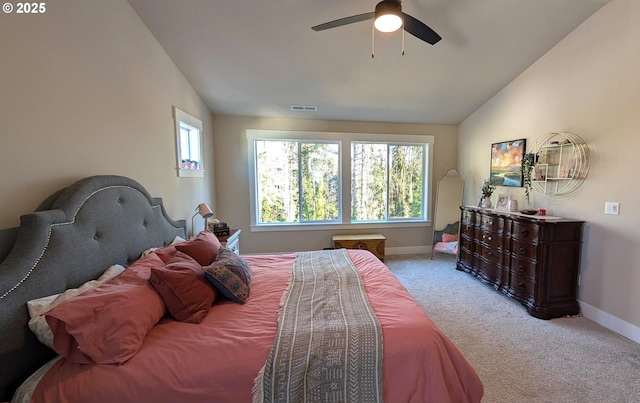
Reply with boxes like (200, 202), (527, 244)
(0, 175), (483, 403)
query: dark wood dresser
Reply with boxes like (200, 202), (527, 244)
(456, 206), (584, 319)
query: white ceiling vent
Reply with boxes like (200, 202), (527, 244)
(291, 105), (318, 112)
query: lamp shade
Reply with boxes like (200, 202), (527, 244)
(374, 1), (403, 32)
(196, 203), (213, 219)
(191, 203), (213, 237)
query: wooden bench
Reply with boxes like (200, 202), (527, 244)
(332, 234), (386, 261)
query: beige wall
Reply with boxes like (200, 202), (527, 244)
(212, 115), (457, 254)
(0, 0), (214, 235)
(459, 0), (640, 340)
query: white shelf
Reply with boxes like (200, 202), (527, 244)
(531, 132), (590, 196)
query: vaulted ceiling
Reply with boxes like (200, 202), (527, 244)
(128, 0), (611, 124)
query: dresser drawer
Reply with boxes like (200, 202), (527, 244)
(509, 276), (536, 300)
(461, 209), (477, 226)
(479, 230), (503, 249)
(511, 221), (539, 241)
(478, 257), (501, 283)
(509, 257), (537, 282)
(460, 235), (474, 253)
(511, 239), (538, 260)
(461, 222), (475, 238)
(480, 215), (504, 233)
(479, 243), (501, 264)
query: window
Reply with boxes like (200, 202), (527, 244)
(248, 130), (433, 229)
(255, 140), (340, 224)
(351, 142), (425, 222)
(173, 107), (204, 178)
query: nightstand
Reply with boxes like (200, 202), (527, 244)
(216, 229), (241, 254)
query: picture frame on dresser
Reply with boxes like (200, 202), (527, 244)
(490, 139), (526, 187)
(496, 193), (509, 209)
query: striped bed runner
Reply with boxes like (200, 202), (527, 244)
(254, 248), (383, 403)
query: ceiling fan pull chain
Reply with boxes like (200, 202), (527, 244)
(402, 27), (405, 55)
(371, 23), (375, 58)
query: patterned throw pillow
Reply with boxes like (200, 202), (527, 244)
(203, 247), (252, 304)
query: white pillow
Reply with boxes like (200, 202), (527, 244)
(27, 264), (125, 348)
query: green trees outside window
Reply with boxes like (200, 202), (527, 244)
(251, 131), (430, 226)
(352, 143), (424, 221)
(256, 140), (339, 224)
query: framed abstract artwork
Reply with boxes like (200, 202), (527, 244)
(490, 139), (526, 187)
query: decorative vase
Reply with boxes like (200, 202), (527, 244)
(480, 197), (492, 209)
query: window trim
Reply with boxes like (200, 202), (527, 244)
(173, 106), (204, 178)
(247, 129), (434, 231)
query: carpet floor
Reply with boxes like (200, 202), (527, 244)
(385, 253), (640, 403)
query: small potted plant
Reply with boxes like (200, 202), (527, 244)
(478, 178), (496, 208)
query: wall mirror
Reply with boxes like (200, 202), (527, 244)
(431, 169), (464, 259)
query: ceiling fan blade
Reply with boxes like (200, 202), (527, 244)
(402, 13), (442, 45)
(312, 12), (375, 31)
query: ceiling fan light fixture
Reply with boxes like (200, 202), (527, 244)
(374, 14), (402, 32)
(374, 0), (403, 32)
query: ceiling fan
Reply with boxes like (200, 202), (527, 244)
(311, 0), (442, 46)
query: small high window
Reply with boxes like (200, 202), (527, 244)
(173, 107), (204, 178)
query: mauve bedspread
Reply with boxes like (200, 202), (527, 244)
(31, 250), (483, 403)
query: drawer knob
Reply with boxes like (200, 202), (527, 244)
(518, 265), (526, 272)
(518, 282), (526, 291)
(488, 251), (493, 256)
(487, 236), (493, 241)
(519, 247), (527, 254)
(521, 229), (529, 236)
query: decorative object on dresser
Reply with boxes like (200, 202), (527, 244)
(332, 233), (386, 261)
(215, 229), (241, 254)
(478, 178), (495, 208)
(457, 206), (584, 319)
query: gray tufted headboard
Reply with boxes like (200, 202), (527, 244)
(0, 175), (186, 400)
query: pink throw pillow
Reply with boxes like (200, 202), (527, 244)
(149, 252), (217, 324)
(175, 231), (222, 266)
(45, 253), (166, 364)
(442, 233), (458, 243)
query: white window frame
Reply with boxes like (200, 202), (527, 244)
(173, 106), (204, 178)
(247, 129), (434, 232)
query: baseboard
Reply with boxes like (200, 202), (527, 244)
(579, 301), (640, 344)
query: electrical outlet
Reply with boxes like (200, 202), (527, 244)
(604, 202), (620, 215)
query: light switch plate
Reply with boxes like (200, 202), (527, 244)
(605, 202), (620, 215)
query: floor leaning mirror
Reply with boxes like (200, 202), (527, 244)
(431, 169), (464, 259)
